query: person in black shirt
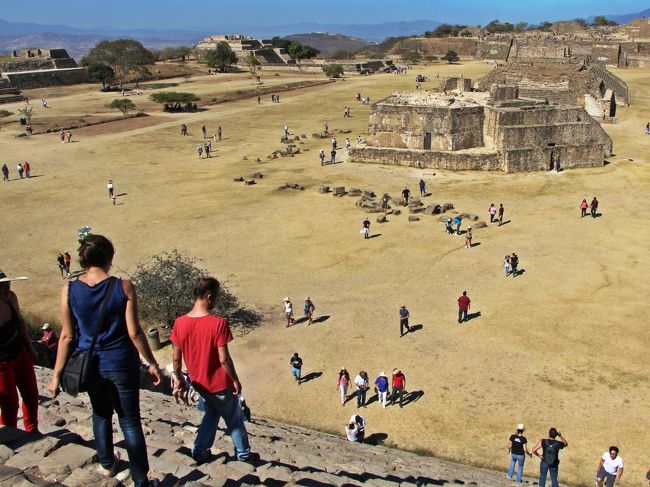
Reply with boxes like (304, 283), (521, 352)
(290, 353), (303, 384)
(402, 187), (411, 206)
(506, 424), (532, 483)
(531, 427), (568, 487)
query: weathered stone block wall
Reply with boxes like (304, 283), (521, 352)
(624, 53), (650, 67)
(504, 144), (605, 172)
(389, 37), (477, 58)
(4, 68), (89, 89)
(0, 59), (56, 72)
(440, 77), (472, 92)
(367, 104), (484, 151)
(349, 146), (502, 171)
(491, 85), (519, 103)
(476, 39), (512, 61)
(592, 44), (620, 66)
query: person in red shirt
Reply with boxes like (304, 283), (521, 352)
(38, 323), (58, 367)
(171, 277), (258, 464)
(457, 291), (471, 324)
(390, 369), (406, 408)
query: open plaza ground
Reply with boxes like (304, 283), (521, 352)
(2, 61), (649, 486)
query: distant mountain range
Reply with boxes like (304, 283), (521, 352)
(589, 8), (650, 24)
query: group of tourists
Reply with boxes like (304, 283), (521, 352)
(282, 296), (315, 327)
(3, 161), (32, 180)
(56, 251), (72, 278)
(58, 129), (73, 143)
(580, 197), (599, 218)
(331, 368), (407, 409)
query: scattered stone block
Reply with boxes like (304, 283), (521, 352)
(393, 209), (401, 216)
(319, 185), (330, 193)
(250, 172), (263, 179)
(244, 179), (255, 185)
(442, 203), (454, 211)
(348, 188), (362, 196)
(333, 186), (346, 196)
(233, 176), (244, 182)
(241, 156), (248, 161)
(423, 204), (442, 215)
(474, 221), (488, 228)
(363, 190), (376, 198)
(408, 216), (420, 221)
(376, 215), (387, 223)
(0, 445), (13, 462)
(409, 207), (425, 214)
(409, 199), (423, 207)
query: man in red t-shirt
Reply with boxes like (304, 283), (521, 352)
(457, 291), (471, 324)
(171, 277), (258, 464)
(390, 369), (406, 408)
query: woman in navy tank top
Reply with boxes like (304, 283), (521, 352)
(48, 235), (162, 487)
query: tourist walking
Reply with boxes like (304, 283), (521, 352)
(345, 138), (351, 150)
(510, 253), (519, 277)
(419, 179), (426, 196)
(57, 253), (66, 277)
(390, 369), (406, 408)
(489, 203), (497, 223)
(47, 235), (162, 487)
(465, 227), (472, 248)
(63, 251), (71, 276)
(290, 353), (303, 384)
(504, 255), (511, 277)
(217, 127), (222, 141)
(506, 424), (532, 483)
(354, 371), (369, 407)
(337, 368), (350, 405)
(17, 163), (24, 179)
(453, 216), (462, 235)
(283, 297), (294, 327)
(1, 164), (8, 181)
(284, 123), (289, 137)
(580, 199), (588, 218)
(23, 161), (30, 178)
(362, 218), (370, 239)
(319, 149), (325, 165)
(169, 276), (258, 464)
(399, 304), (411, 336)
(595, 446), (624, 487)
(107, 180), (114, 198)
(204, 141), (211, 158)
(0, 269), (39, 433)
(257, 96), (261, 104)
(303, 297), (315, 325)
(181, 124), (188, 136)
(332, 137), (337, 150)
(202, 125), (207, 139)
(38, 323), (59, 367)
(402, 187), (410, 206)
(324, 121), (328, 134)
(374, 372), (389, 408)
(457, 291), (471, 324)
(66, 131), (72, 143)
(330, 149), (337, 164)
(381, 194), (390, 211)
(445, 218), (454, 235)
(590, 197), (599, 218)
(531, 428), (568, 487)
(59, 129), (65, 143)
(498, 204), (505, 226)
(197, 145), (203, 159)
(345, 414), (365, 442)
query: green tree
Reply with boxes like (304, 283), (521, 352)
(538, 21), (553, 31)
(515, 21), (528, 32)
(0, 109), (12, 125)
(442, 49), (460, 64)
(81, 39), (155, 88)
(322, 64), (344, 78)
(288, 42), (319, 66)
(575, 18), (588, 27)
(157, 47), (178, 62)
(87, 62), (115, 87)
(149, 91), (200, 111)
(426, 24), (468, 38)
(270, 36), (292, 49)
(16, 105), (35, 124)
(131, 250), (261, 331)
(201, 41), (237, 72)
(105, 98), (136, 116)
(244, 52), (261, 73)
(593, 16), (618, 26)
(176, 45), (192, 61)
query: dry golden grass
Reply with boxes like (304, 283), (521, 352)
(1, 61), (649, 486)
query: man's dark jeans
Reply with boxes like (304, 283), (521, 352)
(539, 461), (559, 487)
(87, 370), (151, 487)
(400, 319), (410, 336)
(391, 386), (404, 407)
(458, 309), (468, 323)
(356, 388), (367, 407)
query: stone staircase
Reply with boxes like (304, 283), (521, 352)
(587, 64), (630, 105)
(0, 77), (25, 104)
(0, 368), (541, 487)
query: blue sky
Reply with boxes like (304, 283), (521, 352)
(1, 0), (646, 29)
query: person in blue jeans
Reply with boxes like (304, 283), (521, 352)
(506, 423), (532, 483)
(171, 277), (259, 464)
(48, 235), (162, 487)
(531, 427), (568, 487)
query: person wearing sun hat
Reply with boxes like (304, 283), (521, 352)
(506, 423), (532, 483)
(0, 269), (39, 433)
(38, 323), (59, 367)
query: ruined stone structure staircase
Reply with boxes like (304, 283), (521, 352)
(587, 64), (630, 105)
(0, 78), (25, 104)
(0, 368), (545, 487)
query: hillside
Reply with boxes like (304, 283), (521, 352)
(284, 33), (371, 57)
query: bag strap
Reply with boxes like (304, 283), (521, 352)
(87, 278), (117, 354)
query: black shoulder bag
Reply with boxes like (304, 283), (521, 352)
(61, 278), (116, 397)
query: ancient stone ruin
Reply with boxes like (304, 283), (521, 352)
(349, 78), (613, 172)
(0, 48), (88, 89)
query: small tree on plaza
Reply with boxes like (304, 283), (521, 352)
(322, 64), (344, 78)
(16, 105), (35, 124)
(0, 109), (12, 129)
(201, 42), (238, 72)
(149, 91), (200, 111)
(442, 49), (460, 63)
(105, 99), (136, 116)
(244, 52), (261, 74)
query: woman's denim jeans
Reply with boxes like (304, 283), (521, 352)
(507, 453), (526, 482)
(87, 370), (150, 487)
(194, 387), (251, 460)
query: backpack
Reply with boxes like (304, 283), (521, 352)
(543, 439), (558, 466)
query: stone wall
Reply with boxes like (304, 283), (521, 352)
(475, 39), (512, 61)
(349, 146), (502, 170)
(388, 37), (477, 58)
(3, 67), (89, 89)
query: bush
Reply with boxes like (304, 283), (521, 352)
(131, 250), (262, 332)
(104, 98), (136, 116)
(441, 50), (460, 63)
(322, 64), (344, 78)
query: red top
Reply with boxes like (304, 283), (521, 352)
(170, 314), (234, 393)
(457, 295), (471, 310)
(392, 373), (406, 388)
(40, 329), (58, 350)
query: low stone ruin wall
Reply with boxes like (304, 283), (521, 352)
(4, 67), (89, 89)
(349, 147), (502, 171)
(504, 144), (606, 172)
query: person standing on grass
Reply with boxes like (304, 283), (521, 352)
(531, 428), (568, 487)
(57, 253), (66, 277)
(580, 199), (588, 218)
(457, 291), (470, 324)
(257, 96), (261, 104)
(324, 121), (328, 134)
(419, 179), (426, 196)
(445, 218), (454, 236)
(453, 216), (462, 235)
(23, 161), (30, 178)
(591, 197), (599, 218)
(204, 141), (211, 158)
(59, 129), (65, 143)
(290, 353), (302, 384)
(283, 297), (294, 327)
(332, 137), (337, 150)
(319, 149), (325, 165)
(390, 369), (406, 408)
(284, 123), (289, 137)
(181, 124), (188, 136)
(374, 372), (389, 408)
(330, 149), (337, 164)
(17, 163), (24, 179)
(354, 371), (369, 407)
(510, 253), (519, 277)
(217, 127), (222, 141)
(402, 187), (410, 206)
(399, 304), (410, 336)
(465, 227), (472, 248)
(303, 297), (315, 325)
(498, 203), (505, 226)
(107, 180), (114, 198)
(202, 125), (207, 139)
(47, 235), (163, 487)
(595, 447), (624, 487)
(2, 164), (8, 181)
(66, 131), (72, 143)
(337, 368), (350, 406)
(506, 423), (532, 483)
(197, 145), (203, 159)
(170, 276), (259, 464)
(504, 255), (511, 277)
(362, 218), (370, 239)
(489, 203), (497, 223)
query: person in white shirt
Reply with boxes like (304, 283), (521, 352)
(283, 297), (294, 327)
(595, 446), (624, 487)
(354, 371), (369, 407)
(107, 180), (114, 198)
(345, 415), (365, 442)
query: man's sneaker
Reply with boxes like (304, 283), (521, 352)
(192, 450), (211, 464)
(96, 451), (120, 477)
(238, 452), (260, 462)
